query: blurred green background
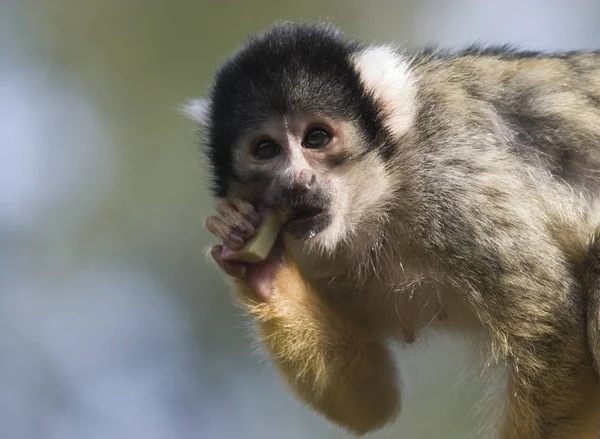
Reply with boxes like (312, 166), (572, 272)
(1, 1), (599, 438)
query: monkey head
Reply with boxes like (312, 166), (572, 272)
(185, 23), (416, 251)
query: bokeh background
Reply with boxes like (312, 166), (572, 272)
(2, 1), (599, 438)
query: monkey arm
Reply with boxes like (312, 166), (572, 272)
(235, 250), (400, 436)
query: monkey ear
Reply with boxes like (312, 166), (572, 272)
(353, 46), (416, 138)
(180, 97), (211, 130)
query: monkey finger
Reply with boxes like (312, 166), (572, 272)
(210, 245), (247, 278)
(216, 200), (256, 238)
(205, 215), (245, 250)
(229, 198), (261, 227)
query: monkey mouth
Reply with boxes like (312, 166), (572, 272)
(283, 205), (331, 239)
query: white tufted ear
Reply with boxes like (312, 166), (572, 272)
(180, 97), (211, 130)
(353, 45), (416, 138)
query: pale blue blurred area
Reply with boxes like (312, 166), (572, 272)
(0, 1), (598, 438)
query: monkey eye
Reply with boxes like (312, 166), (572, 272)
(253, 139), (281, 160)
(303, 127), (331, 149)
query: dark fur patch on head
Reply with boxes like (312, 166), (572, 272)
(203, 22), (387, 198)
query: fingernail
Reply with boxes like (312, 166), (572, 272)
(221, 246), (236, 260)
(236, 223), (248, 235)
(229, 232), (243, 244)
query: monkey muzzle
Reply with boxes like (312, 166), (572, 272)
(284, 204), (331, 239)
(274, 182), (333, 239)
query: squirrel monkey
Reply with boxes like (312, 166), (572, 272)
(186, 22), (600, 438)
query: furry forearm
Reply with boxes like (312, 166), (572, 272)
(235, 253), (400, 436)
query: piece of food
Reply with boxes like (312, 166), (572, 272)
(234, 210), (288, 262)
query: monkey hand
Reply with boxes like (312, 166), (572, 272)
(206, 198), (282, 302)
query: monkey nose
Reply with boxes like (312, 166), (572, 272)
(298, 170), (317, 188)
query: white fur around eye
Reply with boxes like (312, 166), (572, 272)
(353, 46), (416, 138)
(180, 97), (211, 130)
